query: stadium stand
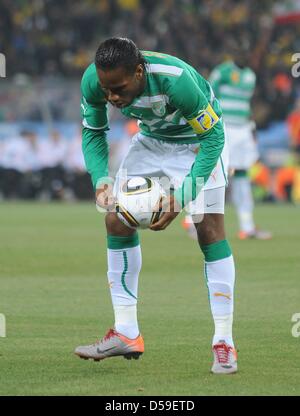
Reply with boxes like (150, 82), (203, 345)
(0, 0), (299, 200)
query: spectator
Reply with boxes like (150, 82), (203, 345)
(0, 0), (298, 125)
(36, 130), (67, 200)
(0, 130), (39, 198)
(64, 129), (93, 200)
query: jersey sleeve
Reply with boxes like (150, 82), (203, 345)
(81, 67), (111, 190)
(174, 122), (225, 208)
(167, 69), (220, 128)
(167, 70), (225, 208)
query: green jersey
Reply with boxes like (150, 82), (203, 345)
(81, 51), (225, 207)
(209, 61), (256, 125)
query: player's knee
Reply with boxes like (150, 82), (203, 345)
(195, 214), (225, 245)
(105, 212), (135, 236)
(196, 223), (219, 245)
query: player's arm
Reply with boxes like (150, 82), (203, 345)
(172, 72), (224, 209)
(81, 69), (114, 209)
(174, 125), (225, 209)
(151, 71), (224, 230)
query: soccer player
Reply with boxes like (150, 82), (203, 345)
(75, 38), (237, 374)
(209, 46), (272, 240)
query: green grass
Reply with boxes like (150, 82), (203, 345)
(0, 202), (299, 396)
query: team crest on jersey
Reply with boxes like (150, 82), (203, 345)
(231, 71), (240, 83)
(151, 101), (166, 117)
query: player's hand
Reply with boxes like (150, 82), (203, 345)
(95, 182), (115, 211)
(150, 194), (181, 231)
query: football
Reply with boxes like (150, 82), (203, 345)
(116, 177), (165, 229)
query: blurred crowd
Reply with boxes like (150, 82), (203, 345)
(1, 0), (299, 126)
(1, 119), (300, 203)
(0, 129), (94, 200)
(0, 120), (137, 201)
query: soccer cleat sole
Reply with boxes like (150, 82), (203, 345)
(123, 352), (143, 360)
(211, 366), (238, 375)
(75, 351), (143, 362)
(211, 370), (237, 375)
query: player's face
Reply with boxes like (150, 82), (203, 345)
(97, 65), (145, 108)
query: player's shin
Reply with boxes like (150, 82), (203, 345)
(107, 234), (142, 339)
(201, 240), (235, 347)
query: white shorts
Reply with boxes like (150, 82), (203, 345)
(227, 122), (259, 170)
(114, 132), (228, 214)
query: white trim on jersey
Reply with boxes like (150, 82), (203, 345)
(219, 85), (254, 98)
(131, 98), (152, 108)
(220, 100), (250, 111)
(155, 132), (198, 138)
(208, 84), (215, 103)
(82, 118), (108, 130)
(146, 64), (183, 77)
(132, 94), (169, 108)
(80, 103), (87, 115)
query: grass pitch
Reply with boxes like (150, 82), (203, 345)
(0, 202), (299, 396)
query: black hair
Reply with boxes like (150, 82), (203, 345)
(95, 37), (146, 74)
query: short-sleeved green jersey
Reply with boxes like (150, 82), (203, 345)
(209, 61), (256, 125)
(81, 51), (225, 207)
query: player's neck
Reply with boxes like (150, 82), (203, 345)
(137, 72), (147, 97)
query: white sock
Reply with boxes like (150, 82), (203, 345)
(231, 176), (255, 233)
(114, 305), (139, 339)
(212, 314), (234, 346)
(107, 245), (142, 339)
(205, 255), (235, 347)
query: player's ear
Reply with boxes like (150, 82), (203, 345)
(135, 64), (144, 81)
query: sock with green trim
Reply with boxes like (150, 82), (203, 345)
(201, 240), (235, 347)
(107, 234), (141, 339)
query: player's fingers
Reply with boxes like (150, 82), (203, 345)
(161, 195), (172, 212)
(96, 194), (116, 212)
(149, 213), (169, 231)
(149, 221), (165, 231)
(150, 224), (165, 231)
(152, 195), (165, 213)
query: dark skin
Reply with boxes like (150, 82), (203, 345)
(97, 65), (146, 109)
(96, 65), (226, 244)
